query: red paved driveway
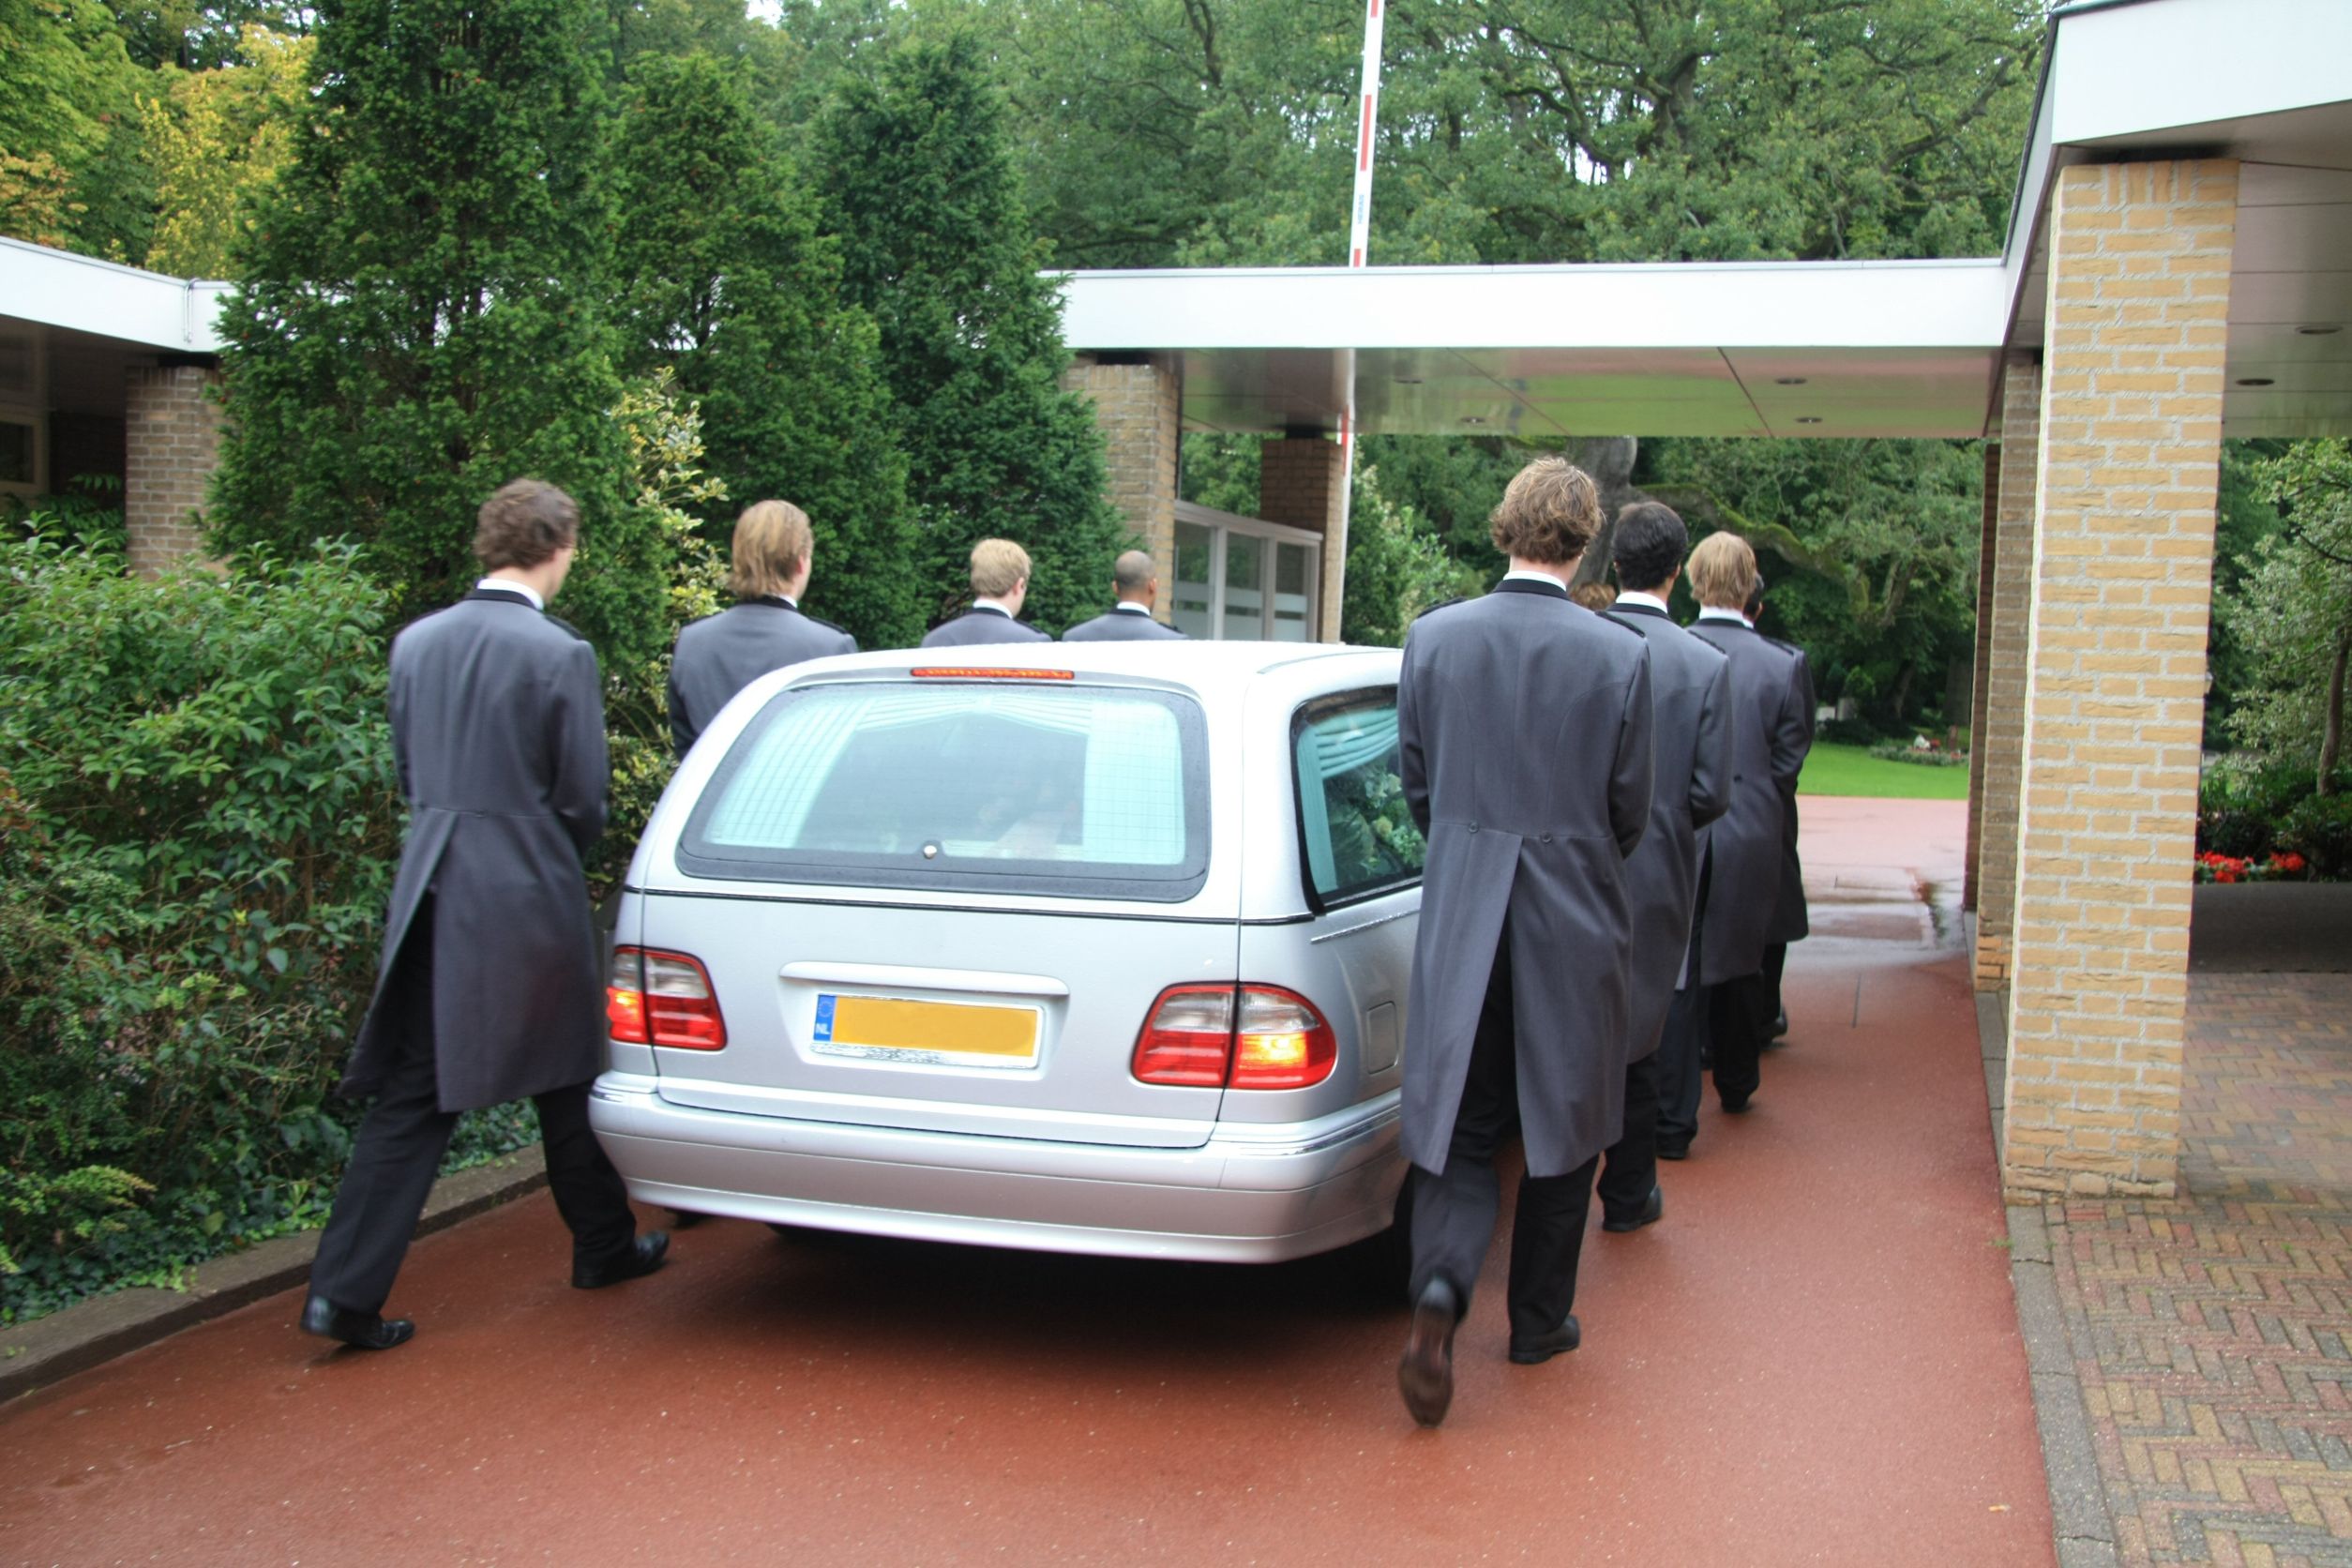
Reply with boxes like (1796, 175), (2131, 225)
(0, 798), (2050, 1566)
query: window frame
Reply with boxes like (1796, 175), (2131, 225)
(1289, 685), (1425, 917)
(1172, 501), (1321, 641)
(673, 678), (1214, 903)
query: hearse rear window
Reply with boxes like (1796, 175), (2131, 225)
(676, 681), (1211, 900)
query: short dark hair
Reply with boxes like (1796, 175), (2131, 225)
(1610, 501), (1689, 592)
(474, 479), (580, 571)
(1112, 549), (1155, 596)
(1490, 457), (1601, 565)
(1745, 572), (1767, 622)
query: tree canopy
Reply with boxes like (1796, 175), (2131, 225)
(811, 32), (1126, 634)
(207, 0), (663, 667)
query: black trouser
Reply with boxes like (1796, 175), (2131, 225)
(1654, 862), (1711, 1153)
(1597, 1047), (1661, 1222)
(1709, 971), (1770, 1108)
(309, 904), (636, 1316)
(1761, 941), (1789, 1039)
(1408, 923), (1600, 1344)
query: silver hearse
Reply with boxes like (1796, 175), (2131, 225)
(590, 641), (1422, 1262)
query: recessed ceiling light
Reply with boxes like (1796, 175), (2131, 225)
(1460, 415), (1486, 425)
(1794, 416), (1823, 425)
(2236, 377), (2276, 387)
(2296, 325), (2341, 337)
(1774, 377), (1808, 386)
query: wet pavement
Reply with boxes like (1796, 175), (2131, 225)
(0, 797), (2052, 1566)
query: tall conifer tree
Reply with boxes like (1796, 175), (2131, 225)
(611, 53), (916, 649)
(209, 0), (662, 665)
(811, 34), (1124, 635)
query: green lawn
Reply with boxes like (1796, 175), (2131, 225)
(1798, 742), (1971, 800)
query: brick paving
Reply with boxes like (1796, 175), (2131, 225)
(2048, 972), (2352, 1566)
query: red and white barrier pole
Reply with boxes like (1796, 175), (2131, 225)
(1330, 0), (1384, 639)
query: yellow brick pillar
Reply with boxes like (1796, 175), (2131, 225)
(1063, 354), (1183, 625)
(1973, 352), (2041, 988)
(1962, 439), (1998, 914)
(1999, 159), (2237, 1199)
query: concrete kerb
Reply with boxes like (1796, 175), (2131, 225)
(1981, 990), (2120, 1568)
(0, 1146), (548, 1409)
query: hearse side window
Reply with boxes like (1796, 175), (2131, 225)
(1292, 688), (1425, 910)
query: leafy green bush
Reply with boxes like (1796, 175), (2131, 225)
(1818, 716), (1886, 746)
(2280, 792), (2352, 882)
(0, 531), (531, 1322)
(2196, 758), (2343, 863)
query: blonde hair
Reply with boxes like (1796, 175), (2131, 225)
(1686, 531), (1758, 611)
(1570, 581), (1617, 613)
(970, 537), (1033, 597)
(1490, 457), (1601, 565)
(729, 500), (814, 599)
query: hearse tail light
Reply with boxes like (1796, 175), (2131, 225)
(610, 945), (727, 1050)
(606, 947), (649, 1043)
(1229, 986), (1337, 1090)
(1132, 985), (1336, 1091)
(910, 668), (1076, 681)
(1132, 985), (1236, 1086)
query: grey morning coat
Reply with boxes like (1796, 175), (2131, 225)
(1397, 579), (1656, 1180)
(668, 596), (857, 758)
(1764, 637), (1817, 945)
(343, 588), (611, 1112)
(919, 605), (1052, 648)
(1605, 601), (1735, 1057)
(1687, 616), (1812, 987)
(1061, 605), (1186, 641)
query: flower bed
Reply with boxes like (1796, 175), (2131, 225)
(2194, 851), (2308, 884)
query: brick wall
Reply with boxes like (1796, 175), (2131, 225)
(1964, 440), (2000, 912)
(1998, 158), (2238, 1200)
(125, 362), (222, 578)
(1259, 434), (1346, 641)
(1063, 355), (1181, 623)
(1973, 353), (2042, 988)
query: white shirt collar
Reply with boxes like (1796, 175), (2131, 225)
(1111, 602), (1152, 615)
(971, 598), (1016, 618)
(1696, 607), (1747, 624)
(1615, 590), (1670, 613)
(1500, 567), (1570, 590)
(476, 576), (544, 611)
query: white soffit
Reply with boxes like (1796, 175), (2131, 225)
(0, 236), (229, 353)
(2004, 0), (2352, 438)
(1062, 262), (2011, 440)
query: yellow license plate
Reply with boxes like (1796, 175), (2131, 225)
(812, 993), (1039, 1063)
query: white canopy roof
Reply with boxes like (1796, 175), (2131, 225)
(2, 0), (2347, 441)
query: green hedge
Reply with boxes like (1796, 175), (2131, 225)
(2197, 758), (2352, 877)
(0, 533), (531, 1323)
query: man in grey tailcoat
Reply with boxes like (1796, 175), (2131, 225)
(669, 499), (857, 757)
(1595, 503), (1732, 1229)
(920, 537), (1053, 647)
(1062, 549), (1186, 641)
(1746, 575), (1814, 1042)
(301, 481), (666, 1352)
(1394, 457), (1654, 1427)
(1685, 533), (1813, 1124)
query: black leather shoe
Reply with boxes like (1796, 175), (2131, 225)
(1508, 1314), (1581, 1365)
(572, 1230), (670, 1289)
(1656, 1140), (1691, 1162)
(1396, 1277), (1459, 1427)
(1602, 1185), (1664, 1234)
(300, 1293), (415, 1350)
(1772, 1009), (1789, 1039)
(1720, 1093), (1753, 1115)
